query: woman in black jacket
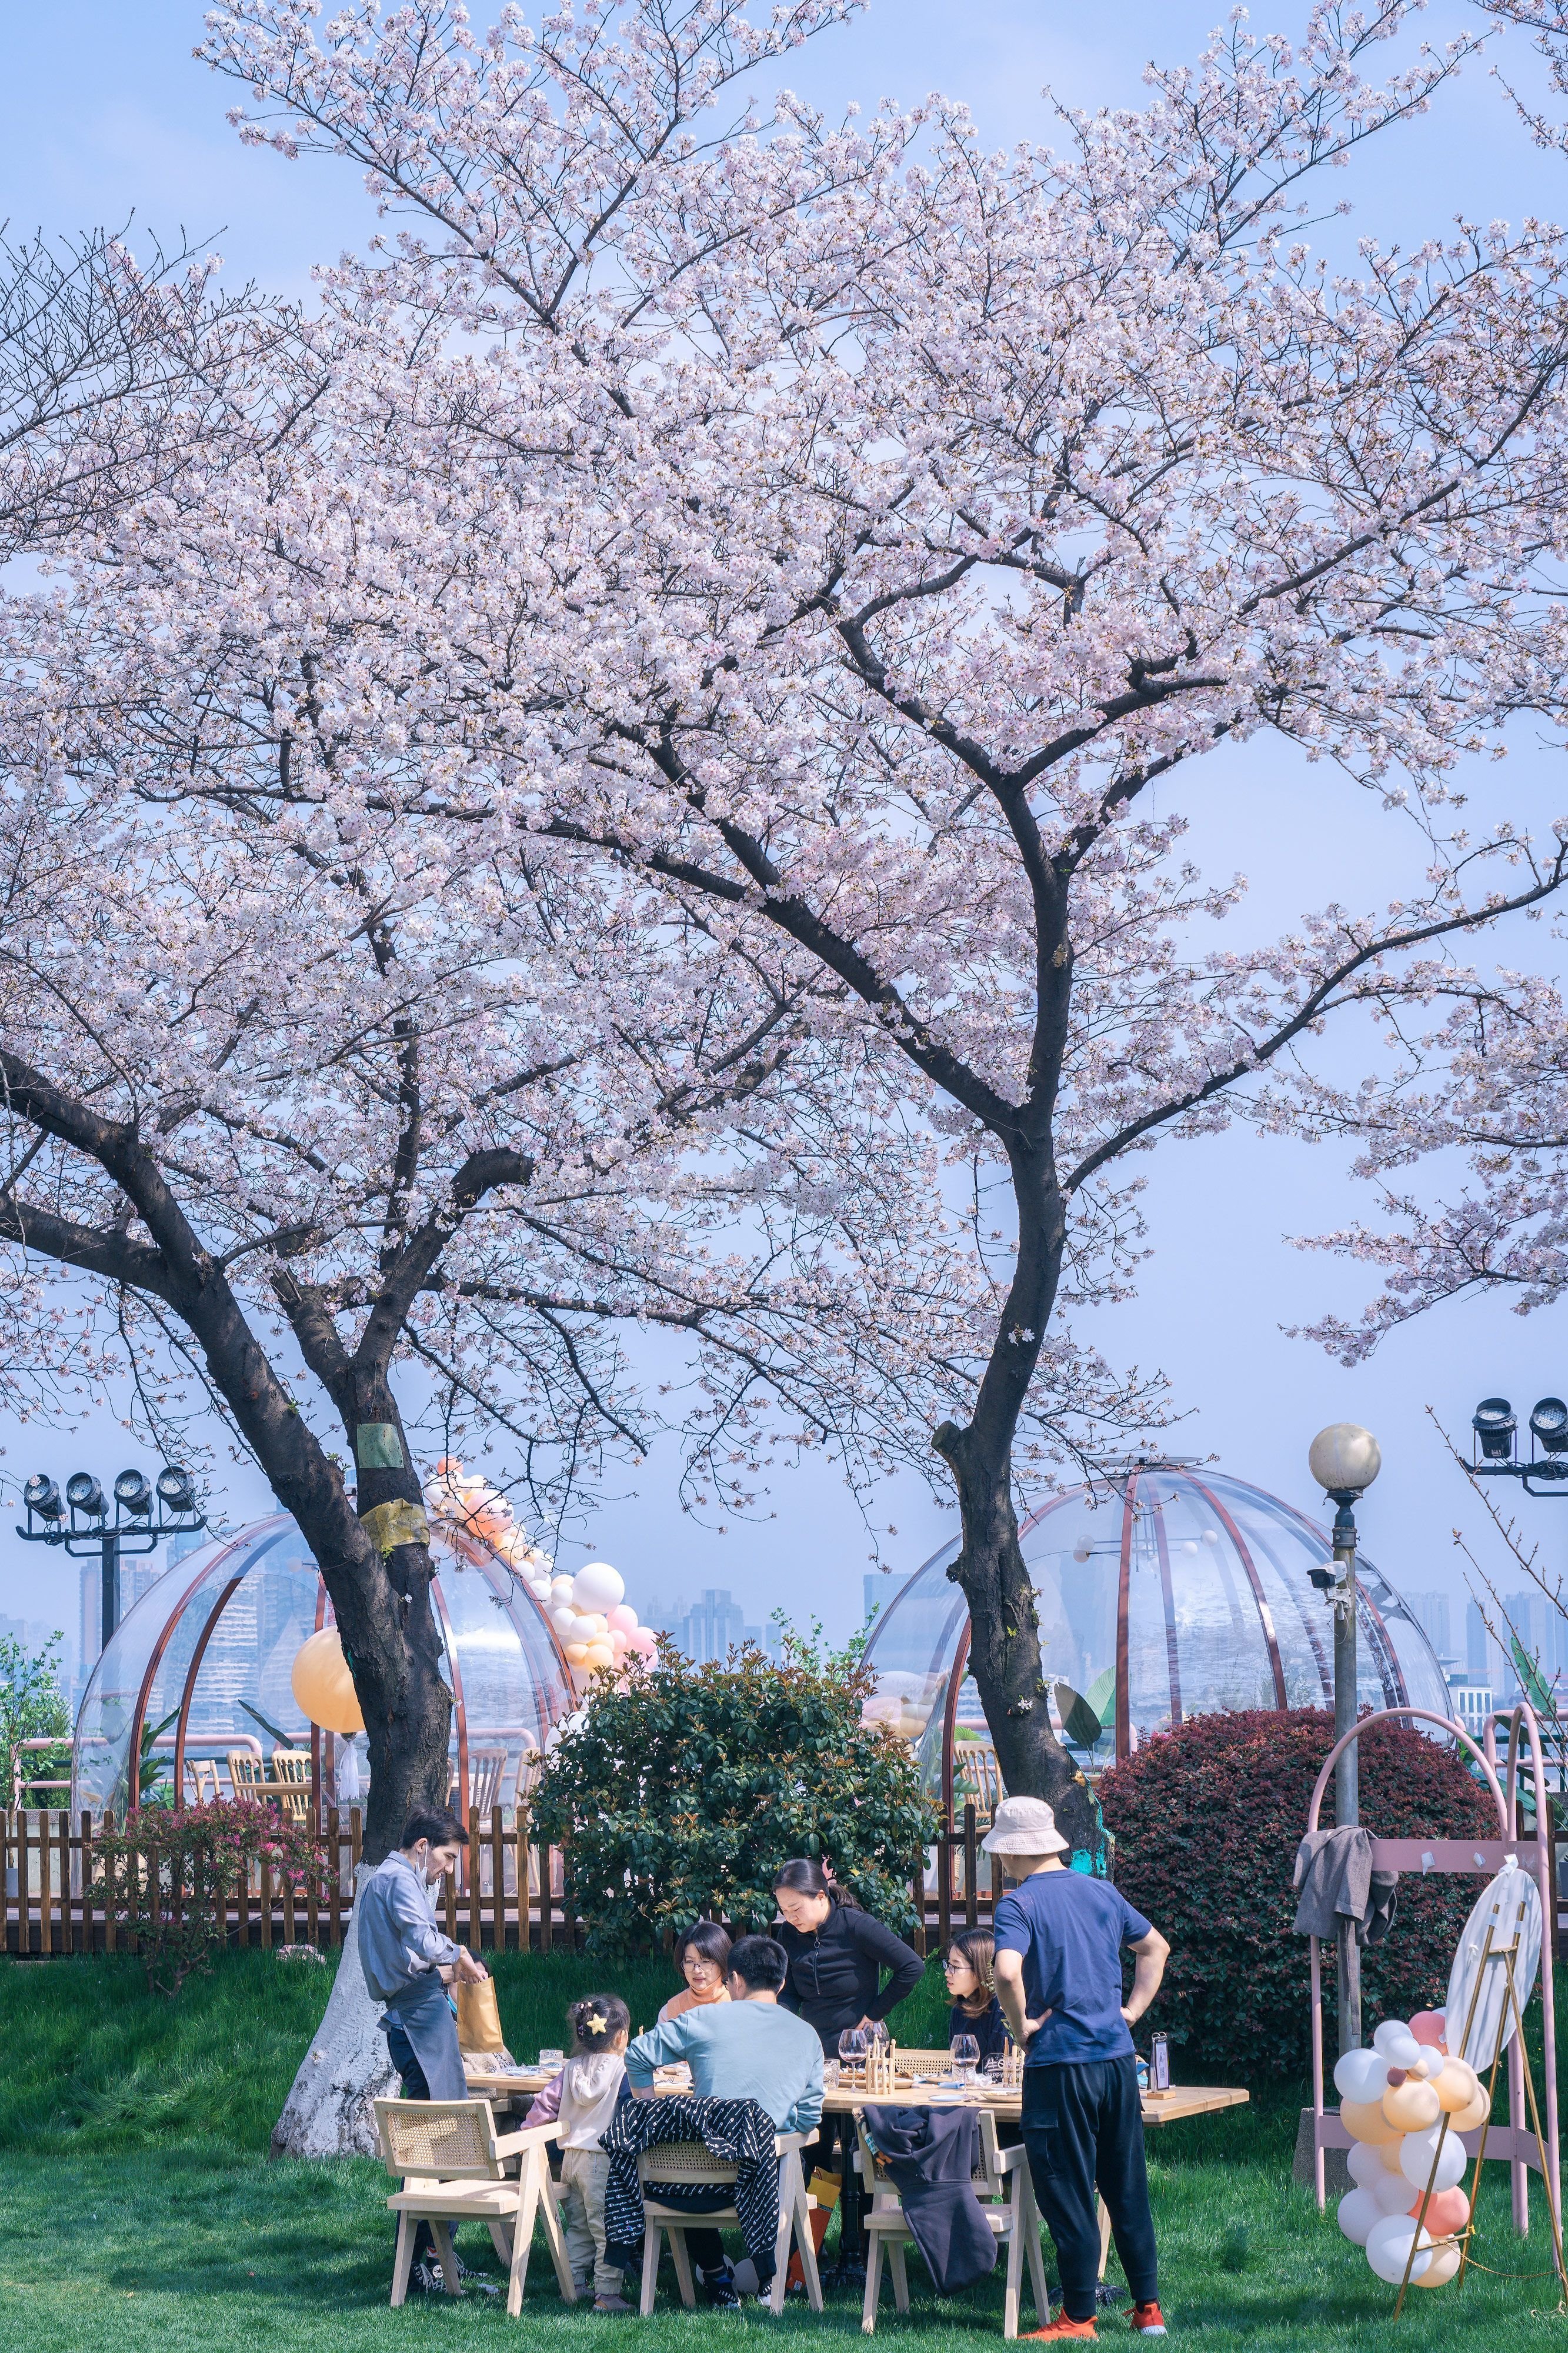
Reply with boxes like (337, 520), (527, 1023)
(771, 1858), (925, 2270)
(772, 1859), (925, 2050)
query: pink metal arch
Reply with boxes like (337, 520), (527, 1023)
(1304, 1704), (1558, 2233)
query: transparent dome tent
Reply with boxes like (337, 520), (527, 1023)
(73, 1508), (573, 1821)
(860, 1462), (1452, 1815)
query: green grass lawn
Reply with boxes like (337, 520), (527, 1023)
(2, 1947), (1564, 2349)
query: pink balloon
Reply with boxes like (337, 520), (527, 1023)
(607, 1604), (638, 1634)
(628, 1627), (658, 1656)
(1410, 2010), (1446, 2048)
(1409, 2186), (1469, 2237)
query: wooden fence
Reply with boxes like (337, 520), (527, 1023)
(2, 1800), (1001, 1959)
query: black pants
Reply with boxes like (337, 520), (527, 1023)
(1021, 2056), (1157, 2323)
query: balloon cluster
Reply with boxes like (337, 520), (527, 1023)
(1335, 2011), (1490, 2289)
(426, 1459), (658, 1684)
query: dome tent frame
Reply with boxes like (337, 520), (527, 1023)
(77, 1510), (574, 1823)
(864, 1458), (1450, 1825)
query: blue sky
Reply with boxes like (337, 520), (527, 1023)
(4, 0), (1567, 1667)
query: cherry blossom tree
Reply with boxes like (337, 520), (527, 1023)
(198, 0), (1568, 1852)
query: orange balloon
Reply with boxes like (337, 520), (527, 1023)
(290, 1626), (365, 1735)
(1383, 2078), (1442, 2132)
(1433, 2059), (1479, 2114)
(1409, 2187), (1470, 2237)
(1342, 2097), (1400, 2145)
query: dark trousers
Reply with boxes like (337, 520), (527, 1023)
(1021, 2056), (1157, 2323)
(385, 2019), (449, 2268)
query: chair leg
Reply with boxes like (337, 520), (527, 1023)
(793, 2163), (823, 2315)
(390, 2214), (416, 2309)
(669, 2224), (696, 2309)
(769, 2168), (795, 2316)
(640, 2222), (662, 2318)
(535, 2152), (577, 2303)
(862, 2229), (884, 2335)
(889, 2237), (910, 2315)
(1003, 2211), (1025, 2341)
(1023, 2179), (1051, 2325)
(507, 2156), (540, 2317)
(429, 2220), (461, 2297)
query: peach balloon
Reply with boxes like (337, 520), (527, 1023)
(1433, 2060), (1479, 2114)
(1342, 2097), (1401, 2145)
(1450, 2084), (1492, 2134)
(1412, 2242), (1462, 2289)
(1409, 2187), (1470, 2237)
(563, 1641), (590, 1665)
(291, 1626), (365, 1735)
(1382, 2079), (1442, 2132)
(1409, 2009), (1445, 2048)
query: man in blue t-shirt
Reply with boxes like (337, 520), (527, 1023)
(987, 1795), (1170, 2342)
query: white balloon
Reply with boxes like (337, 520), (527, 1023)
(569, 1612), (608, 1642)
(1365, 2216), (1432, 2286)
(573, 1560), (625, 1611)
(550, 1605), (577, 1634)
(1373, 2169), (1419, 2215)
(1335, 2049), (1391, 2105)
(1337, 2188), (1383, 2246)
(1346, 2144), (1390, 2190)
(1373, 2022), (1424, 2074)
(1399, 2127), (1467, 2194)
(551, 1576), (576, 1607)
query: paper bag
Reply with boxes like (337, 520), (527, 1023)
(457, 1976), (508, 2055)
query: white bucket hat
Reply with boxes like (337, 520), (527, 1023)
(980, 1794), (1070, 1857)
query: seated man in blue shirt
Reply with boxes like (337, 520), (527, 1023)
(987, 1796), (1170, 2344)
(626, 1932), (823, 2305)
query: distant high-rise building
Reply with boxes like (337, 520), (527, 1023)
(1466, 1598), (1504, 1685)
(865, 1572), (889, 1630)
(660, 1588), (783, 1665)
(1407, 1591), (1451, 1659)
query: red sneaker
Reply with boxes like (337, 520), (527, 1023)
(1130, 2304), (1167, 2337)
(1020, 2321), (1098, 2342)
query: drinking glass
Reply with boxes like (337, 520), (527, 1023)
(950, 2032), (981, 2088)
(839, 2027), (868, 2079)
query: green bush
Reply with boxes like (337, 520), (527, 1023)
(1098, 1707), (1496, 2081)
(533, 1630), (938, 1955)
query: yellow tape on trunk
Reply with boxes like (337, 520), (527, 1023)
(360, 1498), (431, 1555)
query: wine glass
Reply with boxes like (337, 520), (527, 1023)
(950, 2032), (981, 2088)
(839, 2026), (868, 2081)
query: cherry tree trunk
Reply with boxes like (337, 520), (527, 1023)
(271, 1870), (398, 2158)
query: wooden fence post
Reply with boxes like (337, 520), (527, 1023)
(468, 1814), (483, 1949)
(491, 1806), (505, 1952)
(327, 1805), (341, 1948)
(963, 1802), (979, 1931)
(539, 1841), (553, 1954)
(910, 1855), (927, 1958)
(937, 1808), (953, 1957)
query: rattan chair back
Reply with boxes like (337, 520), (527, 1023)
(375, 2097), (505, 2182)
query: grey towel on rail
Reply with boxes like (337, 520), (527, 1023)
(1293, 1827), (1399, 1945)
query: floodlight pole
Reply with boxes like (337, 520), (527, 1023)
(14, 1468), (206, 1658)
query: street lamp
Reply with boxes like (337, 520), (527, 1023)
(1308, 1421), (1382, 2055)
(15, 1464), (206, 1654)
(1469, 1395), (1568, 1498)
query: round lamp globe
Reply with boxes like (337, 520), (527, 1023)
(1309, 1422), (1382, 1497)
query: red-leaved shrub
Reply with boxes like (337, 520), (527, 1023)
(1098, 1708), (1495, 2081)
(96, 1799), (328, 1995)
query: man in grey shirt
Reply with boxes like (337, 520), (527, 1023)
(359, 1805), (488, 2104)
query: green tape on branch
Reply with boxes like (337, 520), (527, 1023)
(361, 1498), (430, 1554)
(356, 1422), (405, 1469)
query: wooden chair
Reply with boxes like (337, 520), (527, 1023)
(271, 1747), (312, 1824)
(374, 2096), (575, 2316)
(954, 1741), (1003, 1818)
(227, 1750), (266, 1802)
(464, 1747), (509, 1823)
(855, 2106), (1049, 2338)
(636, 2130), (822, 2317)
(183, 1758), (221, 1804)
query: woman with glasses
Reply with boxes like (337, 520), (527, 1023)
(943, 1927), (1009, 2063)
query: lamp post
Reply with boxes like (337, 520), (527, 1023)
(1308, 1420), (1382, 2054)
(15, 1465), (206, 1656)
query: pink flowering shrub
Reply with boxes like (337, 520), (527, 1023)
(96, 1800), (328, 1995)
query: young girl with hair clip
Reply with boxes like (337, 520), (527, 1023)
(525, 1992), (633, 2311)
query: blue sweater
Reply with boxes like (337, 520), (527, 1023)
(626, 2000), (825, 2136)
(949, 1995), (1009, 2063)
